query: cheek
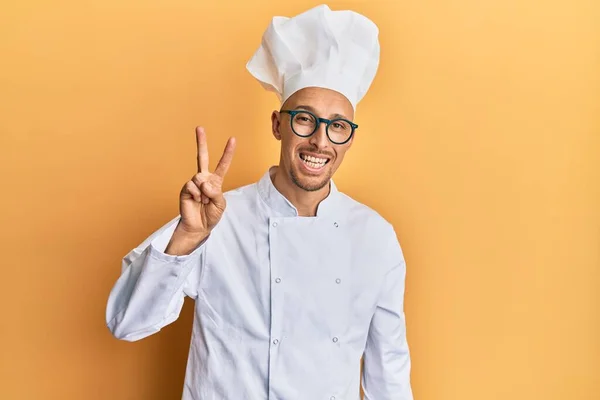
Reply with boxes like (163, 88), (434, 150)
(282, 133), (307, 153)
(331, 147), (349, 166)
(280, 135), (300, 163)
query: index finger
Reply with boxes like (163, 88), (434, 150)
(214, 137), (237, 178)
(196, 127), (209, 173)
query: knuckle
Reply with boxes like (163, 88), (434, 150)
(192, 174), (203, 186)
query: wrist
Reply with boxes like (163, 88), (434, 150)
(165, 225), (209, 256)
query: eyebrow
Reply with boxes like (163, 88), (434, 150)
(294, 104), (350, 121)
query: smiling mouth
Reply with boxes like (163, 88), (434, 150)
(299, 153), (330, 170)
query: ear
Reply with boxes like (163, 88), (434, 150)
(271, 111), (282, 141)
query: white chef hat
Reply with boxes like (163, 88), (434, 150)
(246, 4), (380, 110)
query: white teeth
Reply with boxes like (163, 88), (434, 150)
(301, 154), (327, 164)
(303, 159), (324, 169)
(300, 154), (327, 169)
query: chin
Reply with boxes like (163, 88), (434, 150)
(290, 164), (333, 192)
(282, 151), (337, 192)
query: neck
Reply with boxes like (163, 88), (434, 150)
(271, 166), (330, 217)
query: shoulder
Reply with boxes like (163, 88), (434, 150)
(222, 181), (259, 204)
(336, 191), (405, 268)
(219, 181), (263, 220)
(336, 191), (396, 235)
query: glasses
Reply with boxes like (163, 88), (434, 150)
(280, 110), (358, 145)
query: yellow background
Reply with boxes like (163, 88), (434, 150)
(1, 0), (598, 399)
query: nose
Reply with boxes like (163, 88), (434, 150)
(309, 121), (330, 150)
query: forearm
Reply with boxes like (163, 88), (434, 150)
(106, 217), (205, 341)
(363, 244), (413, 399)
(362, 337), (413, 399)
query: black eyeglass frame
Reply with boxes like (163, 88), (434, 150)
(280, 109), (358, 145)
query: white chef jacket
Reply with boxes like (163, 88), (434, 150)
(106, 167), (413, 400)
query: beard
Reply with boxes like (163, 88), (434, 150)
(290, 164), (333, 192)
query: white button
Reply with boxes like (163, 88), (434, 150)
(334, 222), (339, 228)
(332, 337), (338, 343)
(273, 339), (279, 345)
(335, 278), (341, 284)
(275, 278), (281, 283)
(272, 222), (278, 227)
(330, 396), (336, 400)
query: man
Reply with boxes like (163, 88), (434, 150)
(106, 4), (413, 399)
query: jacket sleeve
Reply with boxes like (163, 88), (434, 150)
(362, 230), (413, 399)
(105, 216), (206, 342)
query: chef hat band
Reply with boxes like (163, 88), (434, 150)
(246, 4), (380, 110)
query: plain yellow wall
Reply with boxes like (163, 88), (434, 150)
(1, 0), (598, 399)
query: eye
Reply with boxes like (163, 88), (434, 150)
(293, 113), (315, 125)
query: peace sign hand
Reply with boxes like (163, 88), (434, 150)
(166, 127), (236, 255)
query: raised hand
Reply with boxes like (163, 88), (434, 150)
(166, 127), (236, 255)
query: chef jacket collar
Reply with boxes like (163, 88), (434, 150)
(257, 166), (341, 218)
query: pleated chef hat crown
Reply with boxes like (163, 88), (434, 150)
(246, 4), (380, 110)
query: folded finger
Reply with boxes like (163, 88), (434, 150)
(184, 181), (202, 202)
